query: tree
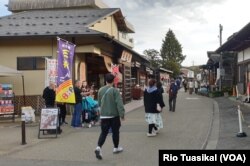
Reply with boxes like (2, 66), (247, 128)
(160, 29), (186, 78)
(143, 49), (161, 69)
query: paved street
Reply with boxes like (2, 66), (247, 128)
(0, 90), (215, 166)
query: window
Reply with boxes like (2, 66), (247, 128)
(121, 32), (127, 39)
(17, 57), (46, 70)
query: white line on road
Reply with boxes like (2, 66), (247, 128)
(186, 97), (200, 100)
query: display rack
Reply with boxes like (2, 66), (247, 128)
(0, 84), (15, 121)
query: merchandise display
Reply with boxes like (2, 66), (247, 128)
(0, 84), (14, 114)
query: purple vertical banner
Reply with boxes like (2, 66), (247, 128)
(56, 38), (76, 103)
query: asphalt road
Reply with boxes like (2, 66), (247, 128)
(0, 90), (214, 166)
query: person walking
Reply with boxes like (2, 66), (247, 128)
(94, 73), (125, 160)
(156, 81), (164, 94)
(144, 79), (165, 137)
(194, 80), (199, 94)
(183, 79), (188, 92)
(188, 79), (194, 95)
(168, 79), (178, 112)
(71, 80), (84, 128)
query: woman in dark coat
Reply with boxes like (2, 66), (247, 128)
(144, 79), (165, 137)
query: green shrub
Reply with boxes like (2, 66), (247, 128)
(209, 91), (223, 98)
(222, 86), (233, 95)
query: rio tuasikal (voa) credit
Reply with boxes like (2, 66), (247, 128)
(162, 153), (246, 163)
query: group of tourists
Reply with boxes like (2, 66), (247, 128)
(42, 73), (125, 160)
(71, 80), (99, 128)
(182, 79), (199, 94)
(43, 73), (182, 160)
(42, 80), (99, 130)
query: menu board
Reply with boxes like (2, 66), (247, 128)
(0, 84), (14, 114)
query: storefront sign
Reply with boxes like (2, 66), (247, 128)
(146, 67), (151, 72)
(56, 38), (76, 103)
(149, 70), (153, 75)
(132, 61), (141, 68)
(39, 108), (59, 130)
(160, 73), (170, 80)
(121, 50), (132, 63)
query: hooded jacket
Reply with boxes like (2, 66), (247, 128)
(143, 86), (165, 113)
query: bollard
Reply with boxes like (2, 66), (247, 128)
(236, 105), (247, 137)
(236, 85), (239, 99)
(21, 113), (27, 145)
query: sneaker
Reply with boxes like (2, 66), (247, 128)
(95, 147), (102, 160)
(82, 123), (85, 128)
(88, 123), (92, 128)
(113, 147), (123, 154)
(147, 132), (157, 137)
(153, 128), (159, 134)
(63, 121), (68, 125)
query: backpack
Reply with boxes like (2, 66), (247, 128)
(170, 83), (178, 97)
(176, 79), (181, 89)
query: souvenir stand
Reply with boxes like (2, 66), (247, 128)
(0, 84), (15, 121)
(0, 65), (25, 122)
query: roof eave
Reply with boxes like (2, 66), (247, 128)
(216, 22), (250, 53)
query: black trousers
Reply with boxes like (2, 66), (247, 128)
(169, 96), (177, 111)
(149, 124), (158, 134)
(97, 117), (121, 148)
(57, 104), (66, 124)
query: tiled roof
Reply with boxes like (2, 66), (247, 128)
(8, 0), (109, 12)
(0, 8), (119, 37)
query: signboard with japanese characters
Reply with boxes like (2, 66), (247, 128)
(121, 50), (132, 63)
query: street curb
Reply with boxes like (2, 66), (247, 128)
(201, 101), (220, 149)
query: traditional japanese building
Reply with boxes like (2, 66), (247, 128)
(0, 0), (149, 112)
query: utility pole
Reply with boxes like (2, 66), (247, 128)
(219, 24), (223, 91)
(219, 24), (223, 46)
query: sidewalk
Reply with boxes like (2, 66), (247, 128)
(214, 96), (250, 149)
(0, 99), (144, 156)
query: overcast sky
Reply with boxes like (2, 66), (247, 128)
(1, 0), (250, 66)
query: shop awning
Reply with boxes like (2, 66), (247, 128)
(0, 65), (23, 76)
(0, 65), (26, 106)
(75, 45), (101, 55)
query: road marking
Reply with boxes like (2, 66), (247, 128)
(186, 97), (200, 100)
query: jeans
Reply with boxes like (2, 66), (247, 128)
(169, 96), (177, 111)
(71, 103), (82, 127)
(97, 116), (121, 148)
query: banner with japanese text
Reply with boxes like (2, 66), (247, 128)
(55, 38), (76, 103)
(45, 58), (57, 87)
